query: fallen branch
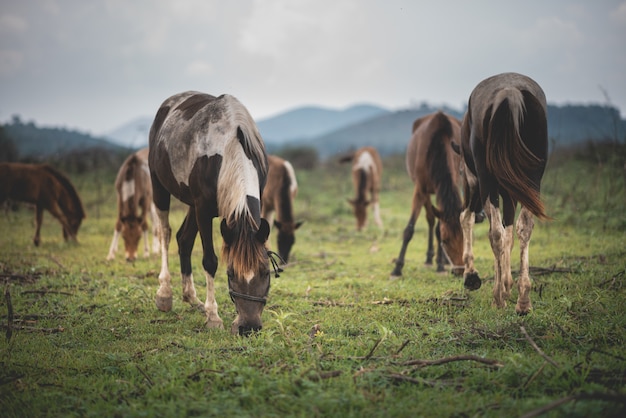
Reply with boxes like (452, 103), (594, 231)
(21, 289), (73, 296)
(520, 325), (559, 367)
(0, 324), (64, 333)
(386, 373), (460, 388)
(135, 364), (154, 387)
(312, 300), (354, 307)
(399, 354), (504, 369)
(528, 265), (573, 276)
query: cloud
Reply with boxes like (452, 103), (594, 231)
(0, 14), (28, 34)
(611, 2), (626, 24)
(0, 50), (23, 76)
(185, 60), (213, 77)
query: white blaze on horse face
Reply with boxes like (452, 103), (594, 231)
(353, 151), (375, 173)
(121, 179), (135, 202)
(243, 270), (255, 283)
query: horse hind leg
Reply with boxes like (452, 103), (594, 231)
(515, 207), (534, 314)
(33, 205), (44, 246)
(485, 201), (513, 309)
(425, 201), (436, 266)
(155, 207), (173, 312)
(390, 189), (425, 278)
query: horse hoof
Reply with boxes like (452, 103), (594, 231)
(206, 319), (224, 329)
(516, 304), (532, 316)
(155, 296), (173, 312)
(464, 272), (482, 291)
(388, 274), (401, 281)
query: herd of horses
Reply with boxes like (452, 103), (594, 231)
(0, 72), (549, 334)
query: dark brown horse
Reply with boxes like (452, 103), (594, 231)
(0, 162), (85, 246)
(390, 111), (464, 278)
(459, 72), (549, 315)
(107, 147), (159, 261)
(262, 155), (302, 264)
(149, 91), (275, 336)
(340, 146), (383, 231)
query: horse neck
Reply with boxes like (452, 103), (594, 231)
(276, 175), (295, 223)
(354, 168), (369, 202)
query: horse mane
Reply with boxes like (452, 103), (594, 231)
(486, 88), (548, 219)
(42, 164), (86, 220)
(218, 95), (269, 276)
(426, 113), (462, 226)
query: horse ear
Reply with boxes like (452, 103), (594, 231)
(273, 220), (283, 230)
(257, 219), (270, 243)
(450, 141), (461, 155)
(295, 221), (304, 230)
(220, 219), (234, 245)
(347, 198), (355, 206)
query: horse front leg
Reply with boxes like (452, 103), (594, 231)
(460, 208), (481, 290)
(176, 206), (203, 310)
(196, 207), (223, 329)
(106, 219), (122, 260)
(515, 207), (534, 315)
(155, 207), (173, 312)
(33, 205), (43, 246)
(390, 188), (425, 278)
(425, 201), (436, 266)
(150, 203), (160, 255)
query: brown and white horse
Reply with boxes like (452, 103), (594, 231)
(0, 162), (85, 246)
(390, 112), (464, 278)
(341, 146), (383, 231)
(149, 91), (275, 336)
(262, 155), (302, 264)
(107, 147), (159, 261)
(459, 72), (549, 314)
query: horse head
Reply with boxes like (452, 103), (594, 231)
(120, 215), (143, 261)
(432, 205), (464, 275)
(221, 217), (271, 336)
(273, 220), (303, 263)
(348, 198), (370, 231)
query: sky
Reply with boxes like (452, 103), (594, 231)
(0, 0), (625, 136)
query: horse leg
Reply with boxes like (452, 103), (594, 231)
(33, 205), (43, 246)
(485, 200), (512, 309)
(460, 208), (481, 290)
(155, 207), (173, 312)
(424, 201), (435, 265)
(390, 188), (425, 278)
(176, 206), (203, 310)
(106, 219), (122, 260)
(150, 203), (160, 254)
(195, 204), (223, 329)
(515, 207), (534, 314)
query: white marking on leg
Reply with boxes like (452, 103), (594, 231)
(155, 208), (172, 312)
(516, 207), (534, 314)
(107, 229), (120, 260)
(460, 208), (476, 276)
(204, 271), (224, 329)
(182, 273), (202, 308)
(486, 201), (507, 308)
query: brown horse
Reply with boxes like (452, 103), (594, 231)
(390, 111), (464, 278)
(340, 146), (383, 231)
(262, 155), (302, 264)
(107, 147), (159, 261)
(0, 162), (85, 246)
(149, 91), (276, 336)
(459, 72), (549, 315)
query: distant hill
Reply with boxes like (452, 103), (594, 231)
(2, 117), (129, 160)
(256, 103), (390, 143)
(103, 116), (153, 149)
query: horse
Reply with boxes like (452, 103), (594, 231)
(459, 72), (549, 315)
(0, 162), (85, 246)
(261, 155), (303, 264)
(106, 147), (160, 261)
(340, 146), (383, 231)
(148, 91), (276, 336)
(390, 111), (465, 279)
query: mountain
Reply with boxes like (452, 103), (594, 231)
(256, 103), (390, 143)
(103, 116), (153, 149)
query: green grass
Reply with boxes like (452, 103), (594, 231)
(1, 154), (625, 417)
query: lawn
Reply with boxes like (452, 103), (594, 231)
(1, 149), (625, 417)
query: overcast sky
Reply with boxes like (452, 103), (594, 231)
(1, 0), (625, 136)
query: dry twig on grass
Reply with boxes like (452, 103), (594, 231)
(520, 325), (559, 367)
(399, 354), (504, 369)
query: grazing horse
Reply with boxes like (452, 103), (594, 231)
(459, 72), (549, 315)
(107, 147), (160, 261)
(0, 162), (85, 246)
(262, 155), (302, 264)
(390, 112), (464, 278)
(149, 91), (274, 336)
(340, 146), (383, 231)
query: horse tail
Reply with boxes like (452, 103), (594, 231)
(427, 112), (462, 225)
(42, 165), (86, 221)
(486, 88), (548, 219)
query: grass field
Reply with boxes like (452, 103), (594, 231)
(1, 149), (625, 417)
